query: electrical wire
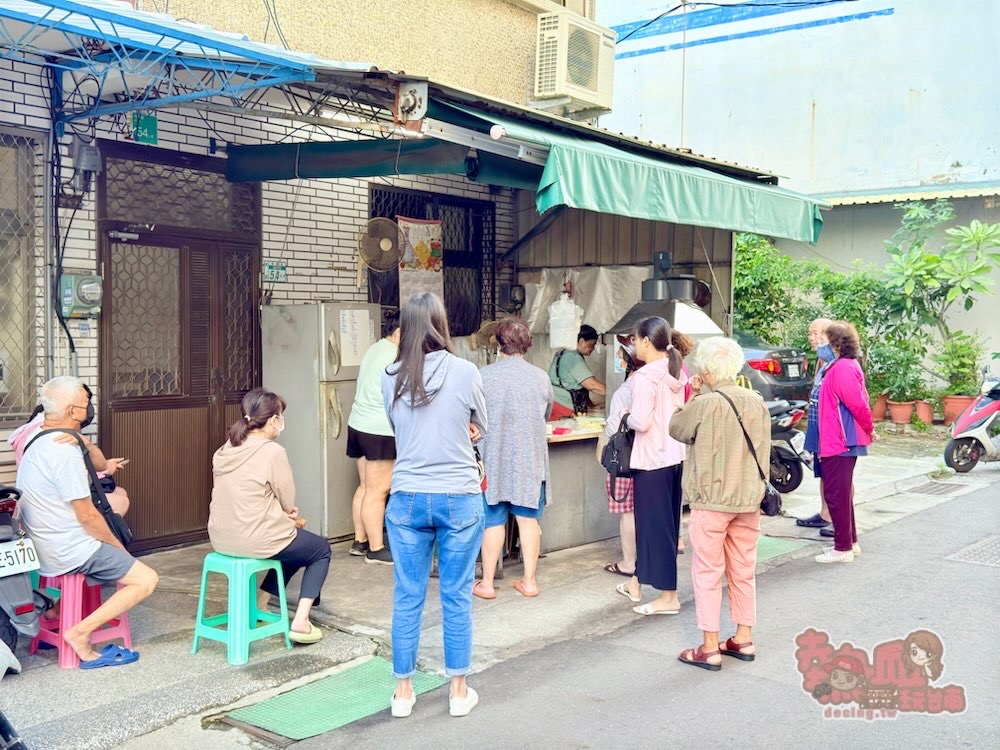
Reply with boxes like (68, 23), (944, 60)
(192, 107), (230, 145)
(619, 3), (685, 43)
(265, 178), (305, 298)
(617, 0), (864, 43)
(261, 0), (290, 49)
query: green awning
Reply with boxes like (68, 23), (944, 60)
(226, 139), (470, 182)
(437, 103), (826, 244)
(465, 152), (544, 191)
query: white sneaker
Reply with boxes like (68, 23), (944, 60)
(815, 548), (855, 564)
(449, 686), (479, 717)
(391, 692), (416, 718)
(852, 543), (861, 556)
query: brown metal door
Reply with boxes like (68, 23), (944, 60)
(99, 233), (260, 550)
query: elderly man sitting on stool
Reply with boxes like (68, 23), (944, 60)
(16, 376), (158, 669)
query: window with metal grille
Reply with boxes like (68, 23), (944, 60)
(368, 185), (496, 337)
(0, 131), (41, 426)
(103, 147), (260, 238)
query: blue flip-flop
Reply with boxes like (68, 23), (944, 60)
(79, 643), (139, 670)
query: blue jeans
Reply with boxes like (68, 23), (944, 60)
(385, 491), (485, 678)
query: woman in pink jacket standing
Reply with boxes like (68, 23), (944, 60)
(614, 316), (687, 615)
(815, 321), (878, 564)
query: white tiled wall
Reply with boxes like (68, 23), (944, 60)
(0, 57), (515, 482)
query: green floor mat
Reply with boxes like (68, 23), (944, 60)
(757, 535), (808, 563)
(226, 656), (446, 741)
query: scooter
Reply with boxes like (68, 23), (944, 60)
(0, 709), (28, 750)
(767, 399), (808, 493)
(0, 485), (41, 654)
(944, 371), (1000, 473)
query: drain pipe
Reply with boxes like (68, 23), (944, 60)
(43, 132), (55, 380)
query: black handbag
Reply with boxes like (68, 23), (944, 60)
(25, 429), (134, 548)
(601, 413), (635, 498)
(715, 390), (782, 517)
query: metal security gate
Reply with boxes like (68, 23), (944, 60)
(368, 185), (496, 335)
(97, 143), (261, 550)
(0, 130), (42, 432)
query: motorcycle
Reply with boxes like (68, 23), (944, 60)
(767, 399), (808, 494)
(944, 371), (1000, 473)
(0, 485), (41, 654)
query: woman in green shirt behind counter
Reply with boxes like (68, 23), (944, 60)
(548, 324), (606, 419)
(347, 311), (401, 565)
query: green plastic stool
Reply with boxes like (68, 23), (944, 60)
(191, 552), (291, 665)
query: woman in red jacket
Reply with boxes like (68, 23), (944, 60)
(815, 321), (879, 564)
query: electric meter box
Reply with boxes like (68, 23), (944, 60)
(60, 273), (104, 318)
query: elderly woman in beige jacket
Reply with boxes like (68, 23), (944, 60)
(208, 388), (331, 644)
(668, 337), (770, 671)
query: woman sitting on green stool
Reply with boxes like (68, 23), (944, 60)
(208, 388), (331, 644)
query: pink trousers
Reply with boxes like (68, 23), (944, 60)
(689, 508), (760, 633)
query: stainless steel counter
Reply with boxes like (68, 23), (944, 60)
(541, 423), (617, 553)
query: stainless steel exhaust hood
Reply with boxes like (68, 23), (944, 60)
(606, 254), (723, 337)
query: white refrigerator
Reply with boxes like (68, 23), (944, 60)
(262, 302), (383, 538)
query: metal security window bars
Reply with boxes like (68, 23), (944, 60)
(0, 130), (42, 426)
(368, 185), (496, 337)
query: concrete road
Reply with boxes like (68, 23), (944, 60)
(300, 481), (1000, 750)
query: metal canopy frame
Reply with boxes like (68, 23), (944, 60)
(0, 1), (809, 232)
(0, 0), (380, 130)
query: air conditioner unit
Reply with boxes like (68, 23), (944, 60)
(534, 11), (616, 112)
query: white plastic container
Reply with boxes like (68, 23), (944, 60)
(548, 292), (582, 350)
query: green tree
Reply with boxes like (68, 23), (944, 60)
(883, 200), (1000, 339)
(732, 232), (806, 343)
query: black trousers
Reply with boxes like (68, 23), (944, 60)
(633, 464), (682, 591)
(262, 529), (332, 603)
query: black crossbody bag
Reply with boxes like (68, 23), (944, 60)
(715, 390), (782, 517)
(25, 429), (134, 548)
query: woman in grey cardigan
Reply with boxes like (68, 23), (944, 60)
(474, 317), (554, 599)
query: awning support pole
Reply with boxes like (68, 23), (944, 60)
(499, 205), (566, 264)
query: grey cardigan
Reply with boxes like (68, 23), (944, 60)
(479, 356), (554, 508)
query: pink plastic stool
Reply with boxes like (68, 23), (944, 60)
(29, 574), (132, 669)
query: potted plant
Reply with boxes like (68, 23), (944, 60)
(885, 348), (923, 425)
(933, 332), (985, 424)
(913, 383), (935, 425)
(864, 341), (894, 421)
(882, 205), (1000, 420)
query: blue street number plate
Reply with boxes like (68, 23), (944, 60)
(0, 538), (40, 576)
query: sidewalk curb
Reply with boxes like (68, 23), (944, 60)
(854, 468), (937, 506)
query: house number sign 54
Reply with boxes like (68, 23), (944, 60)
(263, 260), (288, 283)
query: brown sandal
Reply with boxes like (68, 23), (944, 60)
(678, 646), (721, 671)
(720, 638), (756, 661)
(472, 581), (496, 600)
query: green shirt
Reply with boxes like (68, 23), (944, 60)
(348, 337), (398, 436)
(548, 349), (594, 409)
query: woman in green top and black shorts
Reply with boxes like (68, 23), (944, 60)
(347, 311), (401, 565)
(548, 324), (606, 419)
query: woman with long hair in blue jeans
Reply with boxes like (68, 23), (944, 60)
(380, 292), (487, 718)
